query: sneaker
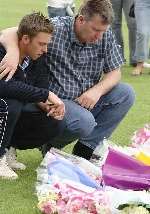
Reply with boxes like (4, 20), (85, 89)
(90, 154), (102, 167)
(90, 140), (108, 167)
(143, 62), (150, 68)
(0, 155), (18, 179)
(6, 147), (26, 170)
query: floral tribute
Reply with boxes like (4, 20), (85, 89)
(37, 123), (150, 214)
(37, 183), (111, 214)
(36, 149), (111, 214)
(131, 124), (150, 147)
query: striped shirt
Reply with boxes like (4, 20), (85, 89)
(47, 16), (124, 100)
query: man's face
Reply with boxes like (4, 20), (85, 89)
(75, 15), (109, 43)
(24, 32), (51, 60)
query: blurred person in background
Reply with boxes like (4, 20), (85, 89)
(132, 0), (150, 76)
(111, 0), (137, 66)
(47, 0), (75, 18)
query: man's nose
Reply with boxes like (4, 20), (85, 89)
(43, 45), (48, 53)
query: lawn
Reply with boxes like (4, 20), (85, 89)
(0, 1), (150, 214)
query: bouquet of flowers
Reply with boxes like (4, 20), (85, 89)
(131, 124), (150, 147)
(37, 182), (111, 214)
(36, 136), (150, 214)
(36, 149), (111, 214)
(131, 124), (150, 165)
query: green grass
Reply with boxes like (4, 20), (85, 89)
(0, 0), (150, 213)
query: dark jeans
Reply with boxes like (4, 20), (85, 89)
(0, 99), (62, 157)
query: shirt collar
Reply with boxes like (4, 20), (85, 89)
(19, 56), (30, 71)
(70, 17), (81, 45)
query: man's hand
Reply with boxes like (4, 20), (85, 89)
(75, 86), (101, 110)
(38, 92), (65, 120)
(47, 91), (63, 106)
(47, 92), (65, 120)
(46, 104), (65, 120)
(0, 27), (19, 80)
(75, 69), (121, 110)
(0, 52), (19, 81)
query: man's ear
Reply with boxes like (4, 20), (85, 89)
(21, 35), (30, 44)
(77, 15), (86, 25)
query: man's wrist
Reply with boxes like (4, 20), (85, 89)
(37, 102), (47, 112)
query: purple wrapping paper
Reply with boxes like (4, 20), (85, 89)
(102, 148), (150, 190)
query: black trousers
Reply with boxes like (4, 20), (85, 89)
(0, 99), (62, 157)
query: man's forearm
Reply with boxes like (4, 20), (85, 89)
(95, 69), (121, 97)
(0, 27), (19, 80)
(0, 79), (49, 103)
(0, 27), (18, 51)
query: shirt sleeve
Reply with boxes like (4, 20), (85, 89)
(102, 28), (124, 73)
(0, 79), (49, 103)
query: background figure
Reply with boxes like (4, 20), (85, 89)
(132, 0), (150, 76)
(111, 0), (136, 66)
(47, 0), (75, 18)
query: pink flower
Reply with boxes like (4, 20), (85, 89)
(41, 201), (56, 214)
(66, 196), (84, 213)
(132, 124), (150, 147)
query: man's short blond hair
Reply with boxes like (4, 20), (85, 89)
(17, 12), (54, 40)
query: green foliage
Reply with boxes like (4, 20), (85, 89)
(111, 65), (150, 146)
(0, 0), (150, 213)
(0, 1), (47, 29)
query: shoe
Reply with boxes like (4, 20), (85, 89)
(143, 62), (150, 68)
(6, 147), (26, 170)
(90, 140), (107, 167)
(90, 154), (102, 167)
(131, 62), (144, 76)
(40, 143), (53, 158)
(0, 155), (18, 179)
(131, 67), (143, 76)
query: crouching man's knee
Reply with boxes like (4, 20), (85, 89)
(63, 100), (97, 138)
(75, 111), (96, 137)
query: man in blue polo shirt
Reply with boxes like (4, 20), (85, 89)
(0, 0), (135, 160)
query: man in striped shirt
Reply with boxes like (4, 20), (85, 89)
(0, 0), (135, 161)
